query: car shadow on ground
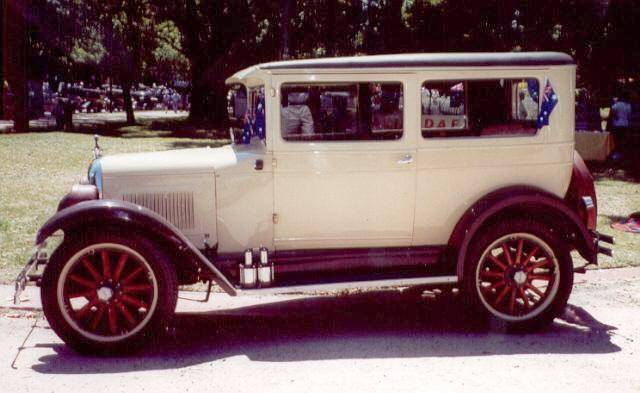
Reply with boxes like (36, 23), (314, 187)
(31, 289), (620, 374)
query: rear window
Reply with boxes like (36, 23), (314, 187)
(421, 78), (539, 138)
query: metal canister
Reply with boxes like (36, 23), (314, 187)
(260, 247), (268, 265)
(239, 264), (257, 288)
(244, 249), (253, 266)
(240, 249), (257, 287)
(257, 246), (272, 286)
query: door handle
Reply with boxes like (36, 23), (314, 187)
(397, 154), (413, 165)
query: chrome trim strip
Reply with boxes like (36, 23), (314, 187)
(235, 275), (458, 296)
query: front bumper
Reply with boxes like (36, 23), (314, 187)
(13, 243), (49, 304)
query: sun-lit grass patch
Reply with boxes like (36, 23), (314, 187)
(0, 130), (228, 282)
(592, 179), (640, 269)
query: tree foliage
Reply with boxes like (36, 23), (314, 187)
(11, 0), (640, 127)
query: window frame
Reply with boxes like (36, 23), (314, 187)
(420, 77), (542, 139)
(279, 80), (406, 143)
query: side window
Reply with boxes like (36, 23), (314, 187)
(421, 79), (539, 138)
(227, 85), (266, 144)
(281, 82), (403, 141)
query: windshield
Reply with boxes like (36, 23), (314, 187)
(227, 84), (265, 144)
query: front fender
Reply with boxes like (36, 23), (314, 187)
(37, 200), (236, 295)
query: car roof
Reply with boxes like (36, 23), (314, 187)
(258, 52), (573, 70)
(225, 52), (573, 85)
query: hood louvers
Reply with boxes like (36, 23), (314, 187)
(122, 192), (195, 230)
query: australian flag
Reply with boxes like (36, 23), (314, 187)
(240, 96), (266, 144)
(537, 78), (558, 128)
(254, 97), (266, 140)
(241, 114), (253, 144)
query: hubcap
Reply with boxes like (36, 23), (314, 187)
(56, 243), (158, 342)
(513, 270), (527, 286)
(96, 286), (114, 302)
(475, 233), (560, 322)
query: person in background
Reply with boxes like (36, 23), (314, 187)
(163, 89), (170, 113)
(62, 97), (75, 131)
(171, 91), (181, 113)
(610, 92), (632, 159)
(53, 98), (64, 129)
(281, 92), (314, 136)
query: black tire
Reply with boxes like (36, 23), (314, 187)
(462, 219), (573, 331)
(41, 230), (178, 355)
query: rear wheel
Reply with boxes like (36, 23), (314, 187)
(463, 219), (573, 331)
(41, 231), (178, 354)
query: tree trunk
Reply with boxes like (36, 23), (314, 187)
(281, 0), (293, 59)
(108, 78), (114, 113)
(187, 57), (208, 122)
(183, 0), (207, 122)
(210, 80), (228, 126)
(122, 79), (135, 125)
(364, 0), (374, 54)
(5, 0), (28, 132)
(326, 0), (337, 56)
(0, 0), (4, 119)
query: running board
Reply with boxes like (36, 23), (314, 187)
(234, 275), (458, 296)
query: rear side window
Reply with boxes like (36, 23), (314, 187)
(280, 82), (403, 141)
(421, 79), (539, 138)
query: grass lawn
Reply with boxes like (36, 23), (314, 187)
(0, 127), (638, 283)
(590, 171), (640, 269)
(0, 124), (228, 283)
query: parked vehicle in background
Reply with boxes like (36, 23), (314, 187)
(15, 52), (614, 354)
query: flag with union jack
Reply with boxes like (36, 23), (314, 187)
(537, 78), (558, 128)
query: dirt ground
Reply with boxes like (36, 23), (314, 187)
(2, 268), (640, 393)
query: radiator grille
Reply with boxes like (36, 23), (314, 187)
(122, 192), (195, 230)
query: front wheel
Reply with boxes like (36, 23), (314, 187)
(463, 219), (573, 331)
(41, 231), (178, 354)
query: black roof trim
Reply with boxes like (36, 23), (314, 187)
(260, 52), (574, 70)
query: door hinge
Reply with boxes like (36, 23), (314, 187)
(272, 158), (277, 168)
(272, 213), (279, 224)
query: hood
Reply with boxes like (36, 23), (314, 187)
(100, 143), (262, 177)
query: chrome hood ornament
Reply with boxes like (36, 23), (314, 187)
(93, 134), (102, 159)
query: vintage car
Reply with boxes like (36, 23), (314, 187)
(15, 52), (614, 354)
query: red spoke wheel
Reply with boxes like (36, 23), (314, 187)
(41, 232), (177, 354)
(475, 233), (559, 321)
(58, 244), (157, 341)
(463, 219), (573, 330)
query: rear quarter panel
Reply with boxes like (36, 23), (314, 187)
(413, 65), (575, 245)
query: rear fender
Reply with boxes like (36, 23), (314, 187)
(448, 186), (596, 280)
(565, 151), (597, 230)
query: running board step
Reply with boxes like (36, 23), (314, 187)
(234, 275), (458, 296)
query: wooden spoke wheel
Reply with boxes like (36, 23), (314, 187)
(475, 233), (560, 322)
(463, 219), (573, 330)
(58, 243), (158, 342)
(41, 232), (177, 354)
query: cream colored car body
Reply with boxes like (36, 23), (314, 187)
(101, 53), (575, 255)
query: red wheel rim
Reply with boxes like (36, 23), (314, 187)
(476, 233), (559, 321)
(58, 244), (158, 341)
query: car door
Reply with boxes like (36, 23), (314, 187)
(272, 75), (417, 250)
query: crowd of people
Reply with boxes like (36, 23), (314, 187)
(2, 80), (189, 124)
